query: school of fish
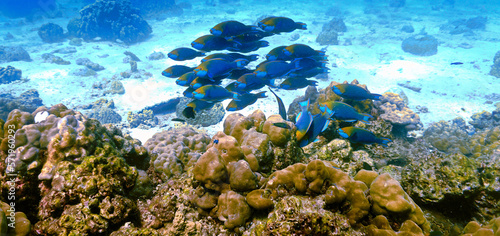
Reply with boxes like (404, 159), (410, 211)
(162, 16), (391, 147)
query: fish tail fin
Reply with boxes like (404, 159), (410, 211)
(248, 54), (259, 61)
(296, 22), (307, 30)
(378, 137), (392, 146)
(235, 59), (249, 68)
(257, 91), (267, 98)
(232, 92), (241, 101)
(371, 93), (382, 100)
(198, 51), (206, 56)
(315, 50), (326, 56)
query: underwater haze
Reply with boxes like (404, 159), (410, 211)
(0, 0), (499, 235)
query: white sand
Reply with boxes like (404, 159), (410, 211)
(1, 0), (499, 144)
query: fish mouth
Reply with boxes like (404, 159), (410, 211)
(193, 93), (204, 99)
(338, 129), (349, 138)
(195, 70), (207, 77)
(191, 42), (203, 50)
(168, 53), (177, 59)
(210, 28), (222, 36)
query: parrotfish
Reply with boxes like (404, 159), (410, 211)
(320, 101), (372, 124)
(331, 84), (382, 101)
(176, 72), (197, 86)
(194, 58), (249, 79)
(279, 77), (317, 90)
(283, 44), (325, 59)
(225, 81), (248, 95)
(189, 76), (222, 89)
(229, 30), (274, 43)
(254, 60), (299, 79)
(259, 17), (307, 34)
(210, 20), (257, 37)
(338, 127), (392, 146)
(183, 99), (216, 118)
(226, 91), (266, 111)
(192, 85), (239, 102)
(191, 35), (232, 51)
(268, 88), (287, 120)
(168, 47), (205, 61)
(162, 65), (195, 78)
(266, 46), (293, 61)
(294, 57), (327, 71)
(288, 67), (329, 78)
(229, 68), (254, 80)
(295, 99), (313, 142)
(235, 73), (270, 91)
(228, 40), (269, 53)
(183, 87), (195, 98)
(299, 106), (333, 147)
(201, 53), (258, 63)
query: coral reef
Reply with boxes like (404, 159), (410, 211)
(144, 126), (211, 181)
(375, 92), (423, 135)
(462, 217), (500, 236)
(401, 34), (438, 56)
(0, 46), (31, 63)
(489, 51), (500, 78)
(76, 58), (105, 71)
(85, 99), (122, 124)
(127, 109), (158, 128)
(175, 97), (226, 127)
(0, 201), (31, 236)
(0, 89), (43, 121)
(316, 18), (346, 46)
(469, 103), (500, 130)
(67, 0), (152, 44)
(0, 66), (22, 84)
(38, 23), (65, 43)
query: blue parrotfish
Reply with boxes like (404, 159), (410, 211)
(283, 44), (326, 59)
(259, 17), (307, 34)
(191, 35), (232, 51)
(228, 40), (269, 53)
(338, 127), (391, 146)
(229, 68), (254, 80)
(235, 73), (271, 91)
(210, 20), (257, 37)
(299, 106), (333, 147)
(194, 58), (249, 79)
(228, 30), (274, 43)
(183, 87), (195, 98)
(175, 72), (197, 86)
(162, 65), (195, 78)
(226, 91), (266, 111)
(331, 84), (382, 101)
(225, 81), (248, 95)
(295, 99), (313, 142)
(201, 53), (259, 63)
(266, 46), (293, 61)
(279, 77), (317, 90)
(288, 67), (329, 78)
(293, 57), (327, 71)
(268, 88), (287, 121)
(183, 99), (216, 118)
(189, 76), (222, 90)
(320, 101), (372, 124)
(168, 47), (205, 61)
(192, 85), (239, 102)
(254, 60), (299, 79)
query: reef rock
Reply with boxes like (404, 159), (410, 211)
(67, 0), (152, 44)
(0, 46), (31, 63)
(489, 51), (500, 78)
(401, 34), (438, 56)
(0, 65), (22, 84)
(38, 23), (65, 43)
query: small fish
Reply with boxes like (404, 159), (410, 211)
(450, 62), (463, 65)
(295, 99), (313, 142)
(332, 84), (381, 101)
(192, 85), (239, 102)
(210, 20), (257, 37)
(338, 127), (392, 146)
(191, 35), (232, 51)
(201, 53), (258, 63)
(268, 88), (287, 120)
(228, 40), (269, 53)
(176, 72), (197, 86)
(213, 139), (219, 144)
(235, 73), (269, 91)
(259, 17), (307, 34)
(172, 118), (186, 122)
(183, 99), (216, 118)
(279, 77), (317, 90)
(162, 65), (195, 78)
(189, 76), (222, 90)
(320, 101), (372, 124)
(283, 44), (325, 59)
(299, 106), (333, 147)
(168, 47), (205, 61)
(228, 30), (274, 43)
(266, 46), (293, 61)
(226, 91), (266, 111)
(273, 122), (291, 129)
(254, 60), (299, 79)
(194, 58), (249, 79)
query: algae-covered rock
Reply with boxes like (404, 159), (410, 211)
(216, 191), (251, 229)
